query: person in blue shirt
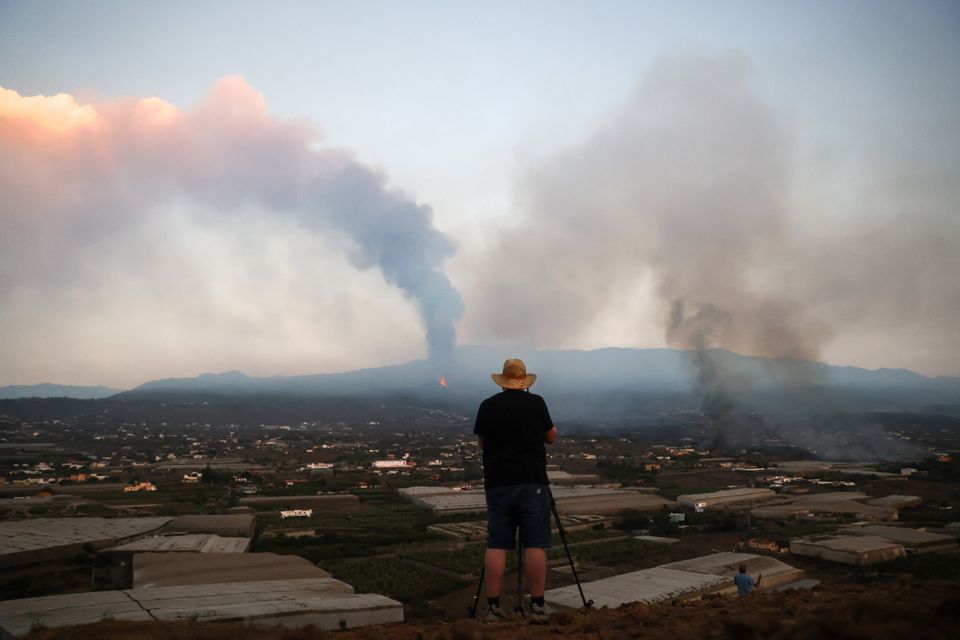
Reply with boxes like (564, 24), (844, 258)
(734, 564), (762, 595)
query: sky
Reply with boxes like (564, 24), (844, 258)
(1, 0), (958, 388)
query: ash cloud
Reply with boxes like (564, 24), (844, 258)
(467, 51), (958, 373)
(0, 77), (463, 380)
(467, 54), (823, 357)
(465, 52), (958, 455)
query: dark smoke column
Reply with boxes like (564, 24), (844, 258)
(667, 299), (736, 448)
(308, 163), (464, 361)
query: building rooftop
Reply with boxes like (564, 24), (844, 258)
(547, 567), (728, 609)
(133, 552), (332, 588)
(837, 524), (958, 551)
(107, 534), (250, 554)
(793, 534), (905, 553)
(0, 578), (402, 637)
(0, 517), (172, 556)
(660, 551), (804, 589)
(865, 495), (923, 509)
(161, 514), (256, 537)
(790, 534), (906, 565)
(546, 552), (803, 609)
(751, 493), (899, 522)
(676, 488), (776, 508)
(401, 485), (674, 515)
(547, 469), (601, 483)
(238, 493), (359, 506)
(634, 535), (680, 545)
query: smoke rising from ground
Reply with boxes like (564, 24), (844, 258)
(463, 52), (958, 454)
(468, 54), (826, 358)
(466, 51), (958, 374)
(0, 78), (462, 381)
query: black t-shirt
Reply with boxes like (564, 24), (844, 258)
(473, 389), (554, 488)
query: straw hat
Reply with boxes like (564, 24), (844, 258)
(491, 358), (537, 390)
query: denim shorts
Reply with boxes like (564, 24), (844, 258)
(485, 484), (552, 549)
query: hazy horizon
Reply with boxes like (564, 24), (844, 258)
(3, 344), (958, 392)
(2, 1), (958, 387)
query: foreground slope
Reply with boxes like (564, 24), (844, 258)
(22, 577), (959, 640)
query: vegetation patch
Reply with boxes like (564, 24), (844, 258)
(550, 537), (655, 567)
(877, 552), (960, 580)
(321, 556), (465, 602)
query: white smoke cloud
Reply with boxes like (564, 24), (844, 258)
(0, 78), (462, 386)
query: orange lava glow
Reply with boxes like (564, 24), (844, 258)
(438, 375), (448, 388)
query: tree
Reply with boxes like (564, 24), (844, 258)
(200, 465), (230, 485)
(615, 509), (650, 531)
(650, 506), (680, 535)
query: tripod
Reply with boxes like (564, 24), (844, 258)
(550, 497), (594, 610)
(467, 495), (593, 618)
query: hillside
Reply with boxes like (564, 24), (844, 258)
(2, 347), (959, 438)
(116, 346), (960, 418)
(0, 383), (122, 400)
(22, 577), (959, 640)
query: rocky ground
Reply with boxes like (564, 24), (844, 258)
(23, 577), (959, 640)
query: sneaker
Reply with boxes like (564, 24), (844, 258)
(482, 603), (508, 623)
(527, 600), (554, 624)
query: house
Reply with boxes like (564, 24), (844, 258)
(124, 482), (157, 492)
(280, 509), (313, 519)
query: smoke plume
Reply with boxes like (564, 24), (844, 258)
(0, 78), (463, 377)
(464, 52), (958, 453)
(468, 53), (829, 415)
(466, 51), (958, 373)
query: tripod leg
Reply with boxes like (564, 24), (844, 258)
(467, 563), (485, 618)
(551, 497), (593, 609)
(515, 542), (524, 613)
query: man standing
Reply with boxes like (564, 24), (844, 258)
(734, 564), (762, 596)
(474, 358), (558, 624)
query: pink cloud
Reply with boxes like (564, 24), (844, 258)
(0, 76), (462, 360)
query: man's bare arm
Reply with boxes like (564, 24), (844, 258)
(544, 426), (557, 444)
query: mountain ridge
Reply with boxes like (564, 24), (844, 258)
(0, 383), (123, 400)
(128, 345), (960, 392)
(5, 347), (957, 415)
(109, 346), (960, 419)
